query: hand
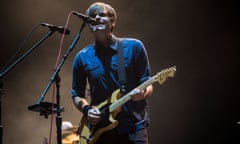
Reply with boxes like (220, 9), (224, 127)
(130, 88), (146, 101)
(87, 108), (101, 125)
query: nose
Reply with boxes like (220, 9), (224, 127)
(95, 15), (101, 20)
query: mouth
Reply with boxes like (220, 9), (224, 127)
(88, 16), (110, 31)
(89, 24), (107, 31)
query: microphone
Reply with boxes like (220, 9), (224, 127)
(40, 23), (70, 35)
(72, 11), (96, 23)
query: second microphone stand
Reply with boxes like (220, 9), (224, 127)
(0, 29), (55, 144)
(28, 22), (86, 144)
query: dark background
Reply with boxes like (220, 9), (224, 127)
(0, 0), (239, 144)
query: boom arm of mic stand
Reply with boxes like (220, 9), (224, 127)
(0, 30), (54, 79)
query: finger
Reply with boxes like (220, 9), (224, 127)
(130, 88), (141, 95)
(88, 117), (101, 125)
(89, 108), (101, 114)
(131, 93), (144, 101)
(88, 113), (101, 118)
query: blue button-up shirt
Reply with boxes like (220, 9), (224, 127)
(71, 35), (151, 132)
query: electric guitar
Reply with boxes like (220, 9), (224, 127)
(78, 66), (177, 144)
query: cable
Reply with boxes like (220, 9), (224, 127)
(0, 24), (41, 73)
(48, 11), (76, 144)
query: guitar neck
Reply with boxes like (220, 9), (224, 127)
(109, 76), (156, 112)
(109, 66), (176, 113)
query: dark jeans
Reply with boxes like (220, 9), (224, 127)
(95, 128), (148, 144)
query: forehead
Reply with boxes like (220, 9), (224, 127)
(88, 5), (108, 15)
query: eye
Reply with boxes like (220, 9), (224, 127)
(99, 13), (108, 17)
(90, 12), (108, 19)
(90, 14), (97, 18)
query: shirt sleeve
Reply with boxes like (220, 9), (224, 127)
(133, 39), (151, 84)
(71, 52), (87, 98)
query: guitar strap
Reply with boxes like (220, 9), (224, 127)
(116, 38), (127, 93)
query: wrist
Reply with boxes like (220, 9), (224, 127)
(82, 105), (92, 116)
(75, 97), (89, 112)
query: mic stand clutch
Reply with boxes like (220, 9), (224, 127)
(28, 22), (86, 144)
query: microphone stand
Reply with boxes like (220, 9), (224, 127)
(0, 30), (55, 144)
(0, 80), (3, 144)
(28, 22), (86, 144)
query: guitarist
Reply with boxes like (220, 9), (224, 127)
(71, 2), (153, 144)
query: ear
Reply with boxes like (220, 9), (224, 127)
(111, 21), (116, 28)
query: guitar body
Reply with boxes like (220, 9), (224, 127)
(78, 66), (176, 144)
(79, 89), (122, 144)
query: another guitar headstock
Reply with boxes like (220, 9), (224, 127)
(154, 66), (177, 85)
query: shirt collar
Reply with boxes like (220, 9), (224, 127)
(94, 34), (119, 52)
(109, 35), (118, 51)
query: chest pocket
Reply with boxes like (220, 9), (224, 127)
(84, 60), (104, 81)
(111, 53), (131, 74)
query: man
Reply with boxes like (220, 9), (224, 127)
(71, 2), (153, 144)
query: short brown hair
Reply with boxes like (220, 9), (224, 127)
(85, 2), (117, 23)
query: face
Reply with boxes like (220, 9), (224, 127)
(87, 4), (115, 33)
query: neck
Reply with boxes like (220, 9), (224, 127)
(95, 33), (112, 48)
